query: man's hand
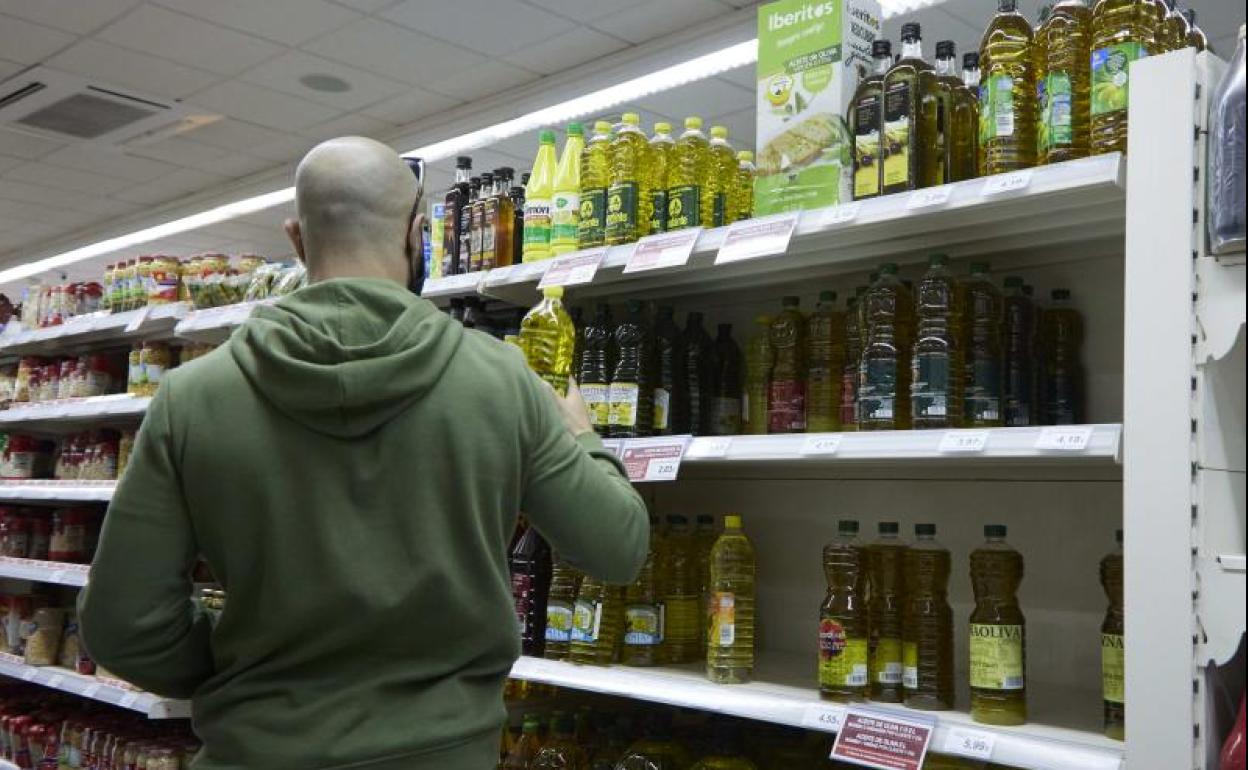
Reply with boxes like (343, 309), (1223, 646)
(546, 378), (594, 438)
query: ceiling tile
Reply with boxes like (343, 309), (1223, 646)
(302, 17), (485, 84)
(432, 59), (541, 103)
(239, 50), (408, 111)
(360, 86), (461, 125)
(705, 106), (755, 149)
(45, 39), (220, 100)
(178, 152), (276, 178)
(0, 58), (25, 82)
(190, 80), (343, 131)
(638, 77), (752, 124)
(0, 154), (20, 174)
(382, 0), (576, 55)
(114, 167), (228, 206)
(0, 179), (138, 215)
(590, 0), (729, 44)
(719, 63), (754, 91)
(0, 0), (141, 34)
(6, 161), (133, 195)
(0, 127), (66, 160)
(41, 144), (178, 183)
(328, 0), (402, 12)
(150, 0), (359, 46)
(248, 135), (320, 163)
(96, 4), (284, 77)
(177, 118), (290, 153)
(128, 136), (234, 168)
(301, 113), (396, 142)
(524, 0), (647, 24)
(508, 27), (628, 76)
(0, 13), (76, 64)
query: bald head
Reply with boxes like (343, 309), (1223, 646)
(287, 136), (421, 284)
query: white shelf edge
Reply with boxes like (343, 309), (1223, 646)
(173, 298), (276, 338)
(0, 557), (89, 586)
(0, 395), (151, 426)
(0, 653), (189, 718)
(510, 657), (1123, 770)
(0, 481), (116, 502)
(0, 303), (190, 355)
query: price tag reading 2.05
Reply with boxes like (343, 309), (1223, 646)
(620, 437), (691, 482)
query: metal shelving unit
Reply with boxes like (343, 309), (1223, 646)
(0, 557), (89, 586)
(0, 654), (188, 719)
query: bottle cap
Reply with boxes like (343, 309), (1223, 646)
(654, 121), (672, 134)
(969, 261), (990, 274)
(626, 298), (644, 313)
(900, 22), (921, 41)
(566, 122), (583, 135)
(737, 150), (754, 161)
(985, 524), (1008, 538)
(998, 0), (1017, 11)
(539, 130), (556, 143)
(963, 51), (980, 69)
(781, 295), (800, 307)
(594, 120), (613, 133)
(1052, 288), (1071, 300)
(928, 253), (948, 266)
(543, 286), (564, 299)
(872, 39), (892, 57)
(724, 514), (743, 529)
(819, 289), (837, 303)
(456, 156), (472, 168)
(1004, 275), (1024, 287)
(658, 304), (675, 316)
(878, 521), (900, 535)
(666, 514), (689, 526)
(521, 172), (531, 185)
(915, 523), (937, 536)
(936, 40), (956, 58)
(838, 519), (859, 534)
(711, 125), (729, 139)
(880, 262), (899, 274)
(622, 112), (640, 125)
(684, 116), (703, 129)
(497, 166), (514, 179)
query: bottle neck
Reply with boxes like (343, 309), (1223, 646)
(455, 168), (471, 184)
(901, 38), (923, 61)
(936, 56), (956, 76)
(964, 67), (981, 88)
(872, 54), (891, 75)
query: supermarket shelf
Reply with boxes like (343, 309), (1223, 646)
(0, 653), (188, 718)
(174, 299), (275, 343)
(0, 394), (150, 430)
(0, 481), (115, 503)
(510, 656), (1123, 770)
(0, 557), (89, 586)
(425, 154), (1125, 307)
(0, 304), (190, 357)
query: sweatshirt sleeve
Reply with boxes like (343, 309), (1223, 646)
(520, 374), (649, 585)
(78, 381), (214, 699)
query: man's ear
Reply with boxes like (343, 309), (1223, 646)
(284, 218), (306, 264)
(407, 212), (426, 277)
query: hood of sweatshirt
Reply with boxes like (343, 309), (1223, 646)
(230, 277), (462, 438)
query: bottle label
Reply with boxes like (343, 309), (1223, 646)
(807, 366), (838, 428)
(1091, 43), (1146, 118)
(571, 599), (603, 643)
(443, 201), (460, 275)
(969, 623), (1025, 690)
(650, 189), (668, 233)
(429, 204), (445, 280)
(902, 641), (919, 690)
(819, 619), (869, 688)
(1101, 633), (1124, 704)
(523, 199), (552, 249)
(608, 382), (640, 428)
(605, 182), (638, 243)
(883, 81), (912, 188)
(667, 185), (700, 231)
(624, 604), (662, 646)
(767, 379), (807, 433)
(853, 92), (883, 198)
(858, 358), (897, 423)
(580, 383), (610, 428)
(545, 600), (573, 643)
(710, 592), (735, 647)
(653, 387), (671, 431)
(839, 365), (858, 428)
(552, 191), (580, 244)
(711, 397), (741, 435)
(712, 191), (728, 227)
(871, 637), (904, 684)
(1039, 71), (1073, 152)
(578, 188), (606, 247)
(912, 351), (951, 419)
(980, 74), (1015, 141)
(511, 572), (533, 636)
(966, 358), (1002, 423)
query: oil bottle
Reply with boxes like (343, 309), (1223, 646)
(1037, 1), (1092, 164)
(660, 514), (701, 664)
(868, 522), (907, 703)
(708, 126), (736, 227)
(614, 713), (692, 770)
(690, 721), (759, 770)
(733, 151), (756, 221)
(607, 113), (652, 245)
(579, 121), (612, 249)
(710, 323), (743, 435)
(623, 517), (663, 666)
(608, 300), (654, 438)
(490, 168), (516, 269)
(519, 287), (577, 396)
(882, 23), (940, 194)
(839, 288), (867, 431)
(744, 314), (774, 435)
(510, 524), (551, 657)
(912, 254), (963, 429)
(819, 520), (869, 702)
(969, 524), (1027, 725)
(903, 523), (954, 710)
(570, 575), (625, 665)
(1090, 0), (1156, 156)
(962, 262), (1004, 428)
(524, 131), (557, 261)
(961, 53), (982, 177)
(767, 296), (809, 434)
(859, 264), (914, 430)
(683, 312), (714, 435)
(979, 0), (1038, 175)
(1002, 276), (1036, 426)
(503, 715), (544, 769)
(1041, 288), (1084, 424)
(707, 514), (755, 684)
(579, 303), (613, 436)
(807, 291), (845, 432)
(652, 305), (684, 436)
(669, 117), (709, 231)
(851, 39), (894, 200)
(935, 41), (974, 183)
(544, 556), (583, 660)
(510, 178), (527, 267)
(1182, 9), (1208, 50)
(466, 174), (485, 271)
(443, 156), (472, 276)
(552, 123), (584, 257)
(695, 513), (719, 654)
(1101, 529), (1125, 740)
(533, 713), (588, 770)
(649, 122), (676, 234)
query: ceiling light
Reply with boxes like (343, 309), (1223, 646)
(878, 0), (946, 18)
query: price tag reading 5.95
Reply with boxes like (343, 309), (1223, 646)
(942, 727), (995, 760)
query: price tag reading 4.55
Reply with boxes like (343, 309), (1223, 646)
(941, 727), (995, 760)
(981, 169), (1033, 197)
(620, 437), (691, 482)
(939, 430), (989, 453)
(801, 704), (845, 733)
(1034, 425), (1093, 451)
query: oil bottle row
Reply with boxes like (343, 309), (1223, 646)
(431, 157), (529, 278)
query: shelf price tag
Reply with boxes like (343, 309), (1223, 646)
(906, 185), (954, 211)
(941, 727), (995, 760)
(119, 692), (139, 708)
(619, 437), (691, 482)
(830, 710), (934, 770)
(422, 272), (480, 297)
(689, 436), (732, 459)
(123, 305), (152, 333)
(509, 260), (553, 283)
(1034, 425), (1093, 451)
(83, 683), (101, 698)
(821, 202), (862, 228)
(801, 434), (842, 456)
(801, 704), (845, 733)
(539, 248), (607, 288)
(939, 430), (989, 453)
(981, 169), (1033, 197)
(623, 228), (701, 273)
(715, 212), (799, 265)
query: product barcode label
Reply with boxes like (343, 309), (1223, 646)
(846, 668), (868, 686)
(903, 667), (918, 690)
(1003, 676), (1025, 688)
(877, 662), (903, 684)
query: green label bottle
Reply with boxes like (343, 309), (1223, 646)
(969, 524), (1027, 725)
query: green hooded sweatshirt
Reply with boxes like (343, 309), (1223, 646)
(78, 278), (649, 770)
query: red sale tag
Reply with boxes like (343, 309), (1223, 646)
(619, 437), (690, 482)
(830, 710), (933, 770)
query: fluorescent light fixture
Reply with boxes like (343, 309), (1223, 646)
(3, 37), (759, 286)
(879, 0), (946, 17)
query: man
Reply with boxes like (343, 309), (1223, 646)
(79, 136), (650, 769)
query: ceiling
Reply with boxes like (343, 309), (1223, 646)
(1, 0), (1243, 281)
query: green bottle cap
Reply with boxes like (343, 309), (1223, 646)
(879, 521), (899, 535)
(838, 519), (859, 534)
(915, 523), (937, 536)
(1052, 288), (1071, 300)
(684, 116), (703, 129)
(1022, 284), (1035, 297)
(566, 122), (583, 135)
(654, 121), (672, 134)
(666, 514), (689, 525)
(985, 524), (1007, 538)
(621, 112), (640, 125)
(697, 514), (715, 525)
(539, 130), (556, 143)
(711, 125), (728, 139)
(594, 120), (613, 133)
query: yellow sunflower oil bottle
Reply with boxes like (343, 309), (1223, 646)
(1037, 0), (1092, 164)
(935, 41), (974, 183)
(851, 39), (893, 200)
(551, 123), (584, 257)
(1090, 0), (1156, 156)
(579, 121), (612, 249)
(695, 513), (720, 654)
(807, 291), (845, 433)
(912, 254), (963, 429)
(1101, 529), (1125, 740)
(903, 523), (954, 710)
(623, 517), (664, 666)
(882, 23), (939, 194)
(962, 262), (1004, 428)
(819, 520), (869, 702)
(708, 126), (736, 227)
(570, 576), (625, 665)
(606, 113), (651, 245)
(732, 151), (756, 222)
(979, 0), (1038, 175)
(707, 515), (755, 684)
(868, 521), (907, 703)
(544, 557), (583, 660)
(744, 314), (774, 435)
(859, 264), (914, 430)
(660, 515), (701, 664)
(1145, 0), (1168, 47)
(523, 131), (557, 261)
(969, 524), (1027, 725)
(519, 287), (576, 396)
(648, 122), (676, 235)
(668, 117), (709, 231)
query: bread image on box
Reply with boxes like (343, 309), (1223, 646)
(755, 0), (880, 215)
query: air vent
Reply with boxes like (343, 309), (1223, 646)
(17, 92), (156, 139)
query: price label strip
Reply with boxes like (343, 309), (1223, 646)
(623, 228), (702, 274)
(539, 248), (607, 288)
(1034, 425), (1093, 451)
(981, 169), (1033, 197)
(619, 437), (691, 482)
(801, 434), (842, 456)
(830, 709), (934, 770)
(941, 727), (995, 761)
(906, 185), (954, 211)
(822, 202), (862, 228)
(938, 430), (989, 453)
(715, 212), (799, 265)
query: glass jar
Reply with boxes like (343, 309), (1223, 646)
(139, 342), (171, 396)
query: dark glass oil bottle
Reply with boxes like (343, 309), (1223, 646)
(851, 39), (893, 201)
(442, 156), (472, 276)
(653, 306), (686, 436)
(608, 300), (654, 438)
(682, 311), (714, 435)
(882, 24), (941, 195)
(579, 303), (614, 436)
(509, 524), (552, 657)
